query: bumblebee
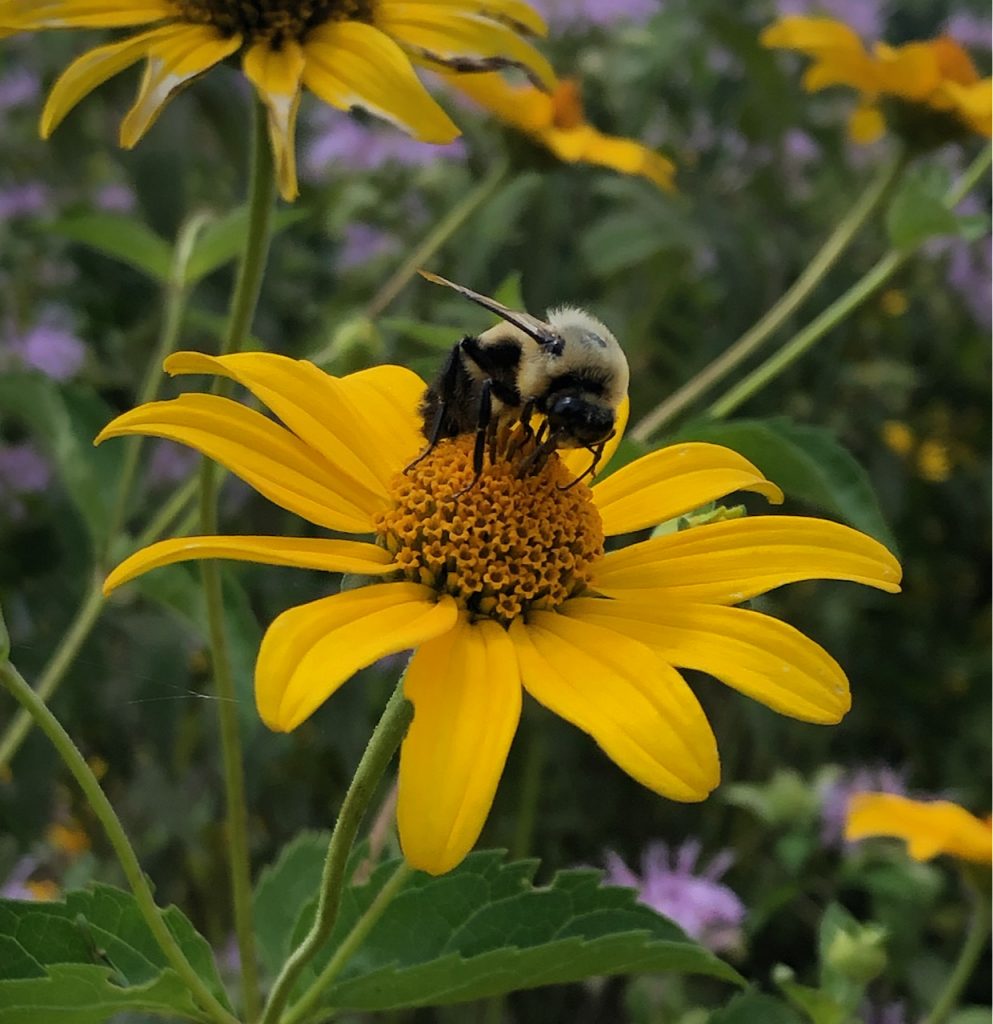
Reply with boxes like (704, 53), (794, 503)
(414, 271), (629, 487)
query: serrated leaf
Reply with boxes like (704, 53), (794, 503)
(0, 376), (124, 549)
(51, 214), (172, 282)
(710, 990), (805, 1024)
(886, 172), (959, 250)
(292, 851), (742, 1011)
(668, 418), (896, 550)
(184, 206), (308, 284)
(0, 884), (231, 1023)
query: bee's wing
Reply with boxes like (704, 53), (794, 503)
(418, 270), (563, 352)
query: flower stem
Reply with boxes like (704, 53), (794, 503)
(629, 149), (906, 441)
(199, 100), (276, 1024)
(260, 681), (414, 1024)
(921, 893), (990, 1024)
(0, 620), (239, 1024)
(282, 862), (414, 1024)
(708, 143), (992, 419)
(363, 157), (510, 321)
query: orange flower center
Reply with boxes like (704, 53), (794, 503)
(375, 434), (604, 626)
(171, 0), (374, 42)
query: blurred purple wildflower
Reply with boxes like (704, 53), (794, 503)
(147, 440), (199, 489)
(819, 766), (907, 847)
(11, 322), (86, 381)
(94, 183), (137, 214)
(338, 223), (398, 270)
(533, 0), (658, 29)
(0, 857), (39, 900)
(923, 192), (992, 330)
(943, 12), (991, 50)
(0, 182), (51, 221)
(303, 109), (465, 180)
(0, 67), (40, 113)
(776, 0), (885, 41)
(604, 840), (745, 953)
(0, 443), (51, 521)
(861, 1000), (909, 1024)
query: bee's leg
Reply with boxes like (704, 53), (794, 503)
(518, 400), (536, 439)
(516, 431), (559, 477)
(452, 378), (493, 497)
(406, 343), (463, 473)
(558, 439), (608, 491)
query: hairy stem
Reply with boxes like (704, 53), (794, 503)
(629, 149), (906, 441)
(260, 682), (414, 1024)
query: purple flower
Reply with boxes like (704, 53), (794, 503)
(943, 13), (991, 50)
(0, 67), (40, 113)
(93, 183), (137, 214)
(303, 109), (465, 179)
(0, 857), (39, 900)
(146, 440), (199, 489)
(338, 223), (398, 270)
(777, 0), (885, 41)
(819, 766), (907, 848)
(0, 182), (51, 221)
(604, 840), (745, 953)
(13, 322), (86, 381)
(0, 443), (52, 496)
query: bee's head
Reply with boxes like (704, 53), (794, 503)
(545, 392), (616, 448)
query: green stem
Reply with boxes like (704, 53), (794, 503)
(0, 573), (104, 772)
(102, 212), (213, 564)
(629, 149), (906, 441)
(363, 158), (510, 321)
(199, 100), (276, 1024)
(136, 475), (200, 549)
(921, 894), (990, 1024)
(510, 725), (545, 861)
(282, 862), (414, 1024)
(260, 681), (414, 1024)
(708, 143), (992, 420)
(0, 646), (239, 1024)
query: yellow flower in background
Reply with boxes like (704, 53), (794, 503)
(846, 793), (993, 864)
(0, 0), (552, 200)
(442, 71), (676, 190)
(96, 351), (900, 874)
(762, 16), (992, 144)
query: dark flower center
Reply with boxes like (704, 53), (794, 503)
(172, 0), (375, 43)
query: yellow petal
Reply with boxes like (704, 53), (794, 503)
(591, 442), (783, 536)
(566, 598), (850, 724)
(510, 613), (719, 801)
(593, 516), (902, 603)
(379, 4), (555, 90)
(398, 618), (521, 875)
(303, 20), (458, 144)
(438, 68), (553, 131)
(120, 24), (240, 147)
(560, 395), (629, 482)
(256, 583), (458, 731)
(399, 0), (547, 37)
(243, 40), (305, 201)
(848, 103), (886, 143)
(760, 16), (865, 56)
(95, 394), (383, 533)
(873, 40), (941, 100)
(0, 0), (171, 29)
(937, 79), (993, 137)
(104, 536), (395, 595)
(846, 793), (993, 865)
(164, 352), (424, 495)
(40, 25), (166, 137)
(543, 125), (676, 191)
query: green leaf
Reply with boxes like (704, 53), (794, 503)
(292, 851), (743, 1011)
(0, 376), (123, 549)
(774, 974), (846, 1024)
(886, 172), (959, 250)
(0, 884), (231, 1023)
(253, 831), (330, 980)
(184, 206), (308, 285)
(51, 214), (172, 282)
(710, 990), (805, 1024)
(668, 417), (896, 550)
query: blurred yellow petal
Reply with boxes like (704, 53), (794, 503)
(398, 618), (521, 875)
(406, 0), (547, 37)
(243, 40), (305, 201)
(303, 20), (458, 143)
(591, 443), (783, 536)
(166, 352), (423, 491)
(594, 516), (902, 603)
(40, 25), (163, 137)
(802, 52), (879, 93)
(379, 4), (555, 89)
(0, 0), (171, 28)
(938, 79), (993, 136)
(543, 124), (676, 191)
(104, 536), (395, 595)
(761, 15), (865, 57)
(440, 68), (552, 130)
(848, 103), (886, 143)
(95, 394), (382, 533)
(256, 583), (458, 731)
(566, 598), (851, 724)
(873, 40), (941, 100)
(560, 395), (628, 481)
(121, 24), (240, 147)
(511, 613), (719, 801)
(846, 793), (993, 865)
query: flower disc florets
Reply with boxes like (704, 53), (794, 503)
(172, 0), (374, 42)
(376, 434), (604, 626)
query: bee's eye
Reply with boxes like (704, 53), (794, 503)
(548, 396), (613, 443)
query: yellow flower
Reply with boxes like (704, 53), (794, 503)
(0, 0), (552, 200)
(96, 351), (901, 874)
(916, 438), (952, 483)
(762, 16), (992, 144)
(846, 793), (993, 865)
(440, 71), (676, 190)
(46, 820), (92, 857)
